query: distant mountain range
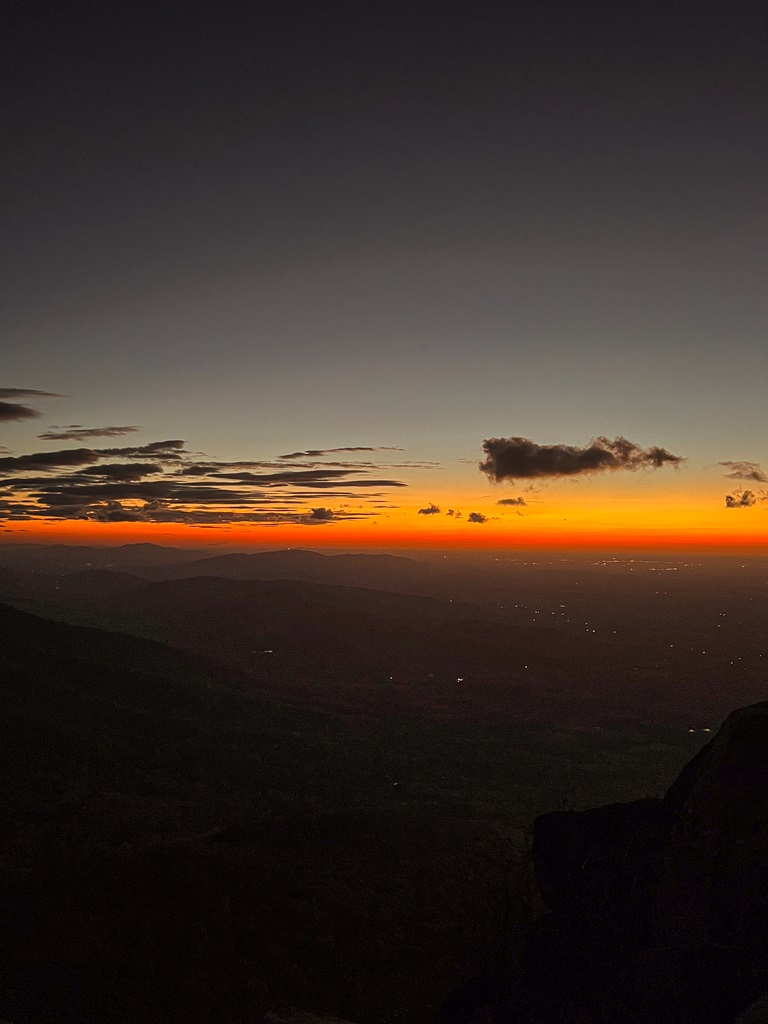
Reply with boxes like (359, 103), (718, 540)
(129, 547), (432, 594)
(0, 541), (205, 570)
(0, 543), (428, 582)
(0, 558), (616, 718)
(1, 543), (766, 727)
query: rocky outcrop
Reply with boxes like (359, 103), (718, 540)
(446, 701), (768, 1023)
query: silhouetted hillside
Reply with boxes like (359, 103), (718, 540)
(2, 554), (768, 728)
(0, 600), (709, 1023)
(443, 701), (768, 1023)
(1, 601), (491, 1022)
(0, 567), (645, 724)
(112, 574), (616, 683)
(131, 547), (429, 590)
(0, 542), (203, 572)
(4, 548), (767, 728)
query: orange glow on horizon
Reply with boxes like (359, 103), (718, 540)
(4, 516), (768, 555)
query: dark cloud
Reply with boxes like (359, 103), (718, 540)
(295, 478), (406, 489)
(179, 460), (368, 474)
(720, 461), (768, 484)
(211, 468), (357, 483)
(279, 446), (404, 459)
(0, 401), (40, 422)
(306, 507), (335, 522)
(87, 500), (148, 522)
(38, 425), (141, 441)
(0, 388), (64, 399)
(3, 470), (399, 506)
(0, 424), (407, 526)
(0, 388), (64, 422)
(418, 503), (441, 515)
(177, 464), (214, 476)
(0, 475), (87, 488)
(73, 463), (162, 481)
(2, 469), (160, 488)
(725, 490), (767, 508)
(0, 448), (102, 472)
(173, 457), (420, 475)
(97, 440), (187, 460)
(32, 504), (89, 519)
(31, 481), (261, 503)
(497, 497), (527, 506)
(3, 498), (373, 527)
(283, 490), (393, 499)
(467, 512), (488, 523)
(480, 435), (685, 482)
(209, 468), (406, 489)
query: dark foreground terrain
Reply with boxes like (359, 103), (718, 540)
(0, 545), (766, 1022)
(448, 700), (768, 1024)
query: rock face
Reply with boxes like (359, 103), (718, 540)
(448, 701), (768, 1023)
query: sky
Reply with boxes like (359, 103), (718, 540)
(2, 0), (767, 551)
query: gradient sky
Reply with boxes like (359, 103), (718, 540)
(2, 0), (767, 549)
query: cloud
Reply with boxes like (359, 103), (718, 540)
(208, 470), (406, 490)
(279, 446), (404, 459)
(725, 489), (767, 508)
(0, 448), (103, 472)
(293, 478), (406, 489)
(89, 499), (149, 522)
(38, 425), (141, 441)
(0, 401), (41, 422)
(6, 497), (377, 525)
(0, 388), (63, 399)
(467, 512), (488, 523)
(480, 435), (685, 482)
(0, 388), (63, 422)
(306, 507), (334, 522)
(720, 461), (768, 484)
(0, 434), (407, 527)
(97, 440), (187, 459)
(279, 490), (394, 499)
(31, 481), (264, 503)
(181, 459), (391, 475)
(418, 503), (441, 515)
(24, 504), (89, 519)
(212, 468), (364, 484)
(497, 497), (527, 506)
(74, 463), (162, 481)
